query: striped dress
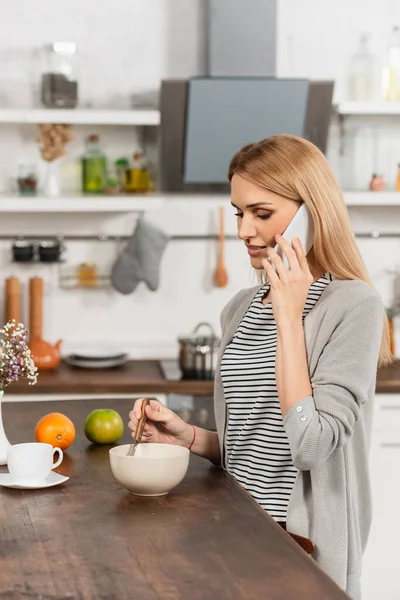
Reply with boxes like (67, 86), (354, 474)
(220, 274), (332, 521)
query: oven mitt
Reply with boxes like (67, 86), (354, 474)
(110, 217), (169, 294)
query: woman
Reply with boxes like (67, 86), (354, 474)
(128, 134), (391, 599)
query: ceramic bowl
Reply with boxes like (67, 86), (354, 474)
(109, 443), (190, 496)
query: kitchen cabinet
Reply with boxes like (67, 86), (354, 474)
(361, 394), (400, 600)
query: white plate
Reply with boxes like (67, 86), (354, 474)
(64, 355), (128, 369)
(0, 471), (69, 489)
(70, 346), (127, 360)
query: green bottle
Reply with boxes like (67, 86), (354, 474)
(82, 134), (106, 194)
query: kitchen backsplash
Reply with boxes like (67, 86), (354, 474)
(0, 0), (399, 355)
(0, 201), (399, 357)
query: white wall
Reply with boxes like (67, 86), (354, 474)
(0, 0), (399, 357)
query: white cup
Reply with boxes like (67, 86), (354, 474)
(7, 442), (63, 483)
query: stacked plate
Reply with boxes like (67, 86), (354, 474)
(64, 347), (129, 369)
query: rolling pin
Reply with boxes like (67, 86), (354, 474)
(29, 277), (43, 341)
(5, 277), (21, 324)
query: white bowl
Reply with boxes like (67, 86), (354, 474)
(109, 443), (190, 496)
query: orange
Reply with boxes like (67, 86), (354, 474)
(35, 412), (76, 450)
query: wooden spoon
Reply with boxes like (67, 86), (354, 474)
(214, 206), (229, 288)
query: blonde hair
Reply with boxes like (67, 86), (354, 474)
(228, 134), (392, 367)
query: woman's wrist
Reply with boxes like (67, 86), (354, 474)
(180, 422), (196, 449)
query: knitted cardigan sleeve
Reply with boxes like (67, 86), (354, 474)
(282, 294), (385, 471)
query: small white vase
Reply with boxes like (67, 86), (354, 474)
(0, 391), (11, 466)
(43, 160), (61, 197)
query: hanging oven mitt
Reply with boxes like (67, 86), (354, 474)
(110, 217), (169, 294)
(110, 229), (142, 295)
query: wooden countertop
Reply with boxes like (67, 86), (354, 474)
(375, 359), (400, 393)
(0, 398), (348, 600)
(8, 360), (214, 396)
(7, 358), (400, 396)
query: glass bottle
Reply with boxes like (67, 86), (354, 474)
(348, 34), (376, 101)
(82, 135), (107, 194)
(125, 152), (150, 193)
(383, 26), (400, 100)
(41, 42), (78, 109)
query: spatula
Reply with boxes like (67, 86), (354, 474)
(214, 206), (229, 288)
(127, 398), (150, 457)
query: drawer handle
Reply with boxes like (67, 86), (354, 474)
(381, 406), (400, 410)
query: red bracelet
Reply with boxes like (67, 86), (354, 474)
(188, 424), (196, 451)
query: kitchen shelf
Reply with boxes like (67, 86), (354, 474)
(337, 102), (400, 115)
(0, 195), (163, 212)
(0, 108), (160, 126)
(343, 191), (400, 206)
(0, 192), (397, 212)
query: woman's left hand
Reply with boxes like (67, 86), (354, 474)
(261, 235), (314, 326)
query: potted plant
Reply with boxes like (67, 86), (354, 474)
(0, 321), (38, 465)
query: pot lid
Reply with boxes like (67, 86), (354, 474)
(178, 321), (220, 344)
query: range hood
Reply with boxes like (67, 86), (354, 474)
(205, 0), (277, 77)
(158, 1), (334, 191)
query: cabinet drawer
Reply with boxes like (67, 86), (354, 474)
(373, 394), (400, 431)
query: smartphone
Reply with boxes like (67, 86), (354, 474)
(274, 203), (314, 269)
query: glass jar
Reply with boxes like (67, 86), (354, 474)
(17, 164), (38, 196)
(77, 263), (98, 287)
(41, 42), (79, 109)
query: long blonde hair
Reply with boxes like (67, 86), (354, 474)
(228, 134), (392, 367)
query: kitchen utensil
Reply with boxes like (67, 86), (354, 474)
(28, 277), (62, 371)
(178, 322), (220, 380)
(214, 206), (228, 288)
(127, 398), (150, 457)
(5, 277), (21, 323)
(110, 443), (190, 496)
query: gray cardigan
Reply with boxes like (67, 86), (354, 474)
(214, 279), (385, 599)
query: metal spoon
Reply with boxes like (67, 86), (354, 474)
(127, 397), (150, 457)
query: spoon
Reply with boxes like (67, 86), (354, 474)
(214, 206), (229, 288)
(127, 398), (150, 457)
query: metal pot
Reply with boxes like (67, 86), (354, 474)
(178, 322), (220, 380)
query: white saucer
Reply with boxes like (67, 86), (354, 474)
(0, 471), (69, 489)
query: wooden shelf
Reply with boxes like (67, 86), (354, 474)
(0, 195), (163, 212)
(337, 101), (400, 115)
(0, 108), (160, 126)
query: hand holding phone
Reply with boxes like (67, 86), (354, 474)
(274, 203), (314, 268)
